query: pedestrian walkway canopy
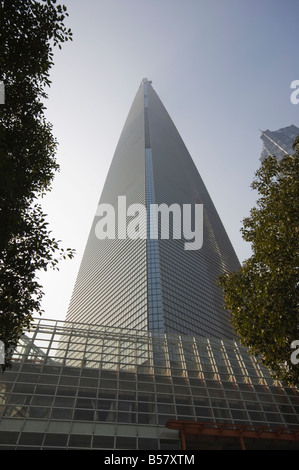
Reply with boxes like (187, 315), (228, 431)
(166, 419), (299, 450)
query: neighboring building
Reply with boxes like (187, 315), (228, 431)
(0, 82), (298, 451)
(259, 125), (299, 162)
(66, 79), (240, 340)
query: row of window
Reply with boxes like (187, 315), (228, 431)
(2, 406), (292, 428)
(2, 391), (294, 415)
(11, 338), (295, 397)
(9, 351), (288, 395)
(0, 431), (178, 450)
(6, 379), (293, 400)
(4, 364), (291, 395)
(1, 384), (297, 420)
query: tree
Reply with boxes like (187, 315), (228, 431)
(218, 136), (299, 386)
(0, 0), (74, 369)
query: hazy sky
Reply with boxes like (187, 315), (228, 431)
(37, 0), (299, 323)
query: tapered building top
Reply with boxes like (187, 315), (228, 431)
(66, 80), (240, 339)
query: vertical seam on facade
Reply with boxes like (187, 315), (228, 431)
(143, 81), (164, 332)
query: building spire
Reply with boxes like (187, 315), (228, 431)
(141, 77), (152, 86)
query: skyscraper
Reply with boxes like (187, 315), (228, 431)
(1, 81), (298, 451)
(66, 79), (240, 339)
(259, 125), (299, 162)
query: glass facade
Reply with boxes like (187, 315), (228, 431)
(146, 83), (240, 339)
(144, 80), (164, 332)
(260, 125), (299, 162)
(66, 83), (148, 330)
(65, 79), (240, 340)
(0, 318), (298, 450)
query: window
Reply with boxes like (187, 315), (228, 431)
(18, 433), (44, 446)
(92, 435), (114, 449)
(68, 434), (91, 448)
(138, 438), (159, 449)
(44, 434), (68, 447)
(115, 436), (136, 449)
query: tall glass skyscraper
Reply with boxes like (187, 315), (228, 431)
(66, 79), (240, 339)
(1, 81), (298, 451)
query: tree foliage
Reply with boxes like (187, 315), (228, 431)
(218, 136), (299, 386)
(0, 0), (74, 369)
